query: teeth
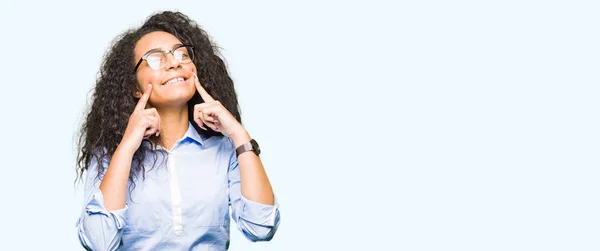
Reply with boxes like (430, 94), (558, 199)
(163, 77), (185, 86)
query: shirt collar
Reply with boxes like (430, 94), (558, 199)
(182, 121), (205, 145)
(142, 122), (205, 151)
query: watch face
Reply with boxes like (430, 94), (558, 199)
(251, 139), (261, 155)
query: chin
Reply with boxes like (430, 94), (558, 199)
(154, 93), (195, 108)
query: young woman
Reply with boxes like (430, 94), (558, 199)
(75, 11), (280, 250)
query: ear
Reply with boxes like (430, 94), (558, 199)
(133, 91), (142, 98)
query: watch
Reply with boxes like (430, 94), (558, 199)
(235, 139), (261, 157)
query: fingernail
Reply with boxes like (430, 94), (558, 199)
(200, 126), (207, 130)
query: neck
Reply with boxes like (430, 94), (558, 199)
(153, 106), (189, 151)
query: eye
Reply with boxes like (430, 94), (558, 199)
(174, 50), (189, 59)
(146, 54), (164, 69)
(174, 47), (193, 63)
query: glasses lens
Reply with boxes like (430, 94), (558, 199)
(146, 52), (166, 70)
(173, 46), (193, 63)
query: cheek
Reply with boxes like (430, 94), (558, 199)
(187, 81), (197, 94)
(185, 64), (197, 74)
(136, 71), (162, 86)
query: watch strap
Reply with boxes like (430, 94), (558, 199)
(236, 139), (258, 157)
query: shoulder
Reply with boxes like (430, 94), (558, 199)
(204, 135), (235, 150)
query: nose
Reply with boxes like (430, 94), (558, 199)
(164, 52), (181, 70)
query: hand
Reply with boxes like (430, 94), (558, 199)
(193, 74), (245, 138)
(119, 84), (161, 153)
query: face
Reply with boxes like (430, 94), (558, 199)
(133, 31), (197, 108)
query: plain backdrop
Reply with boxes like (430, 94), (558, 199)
(0, 0), (598, 250)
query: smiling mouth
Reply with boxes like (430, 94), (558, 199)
(162, 77), (187, 86)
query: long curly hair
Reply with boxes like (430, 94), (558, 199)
(76, 11), (242, 185)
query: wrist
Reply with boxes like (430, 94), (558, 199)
(230, 128), (251, 148)
(116, 141), (138, 156)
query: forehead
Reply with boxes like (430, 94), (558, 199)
(135, 31), (182, 57)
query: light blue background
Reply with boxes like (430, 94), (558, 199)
(0, 0), (598, 250)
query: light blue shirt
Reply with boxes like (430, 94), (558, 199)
(76, 122), (280, 250)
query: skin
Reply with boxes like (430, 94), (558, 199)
(99, 31), (275, 211)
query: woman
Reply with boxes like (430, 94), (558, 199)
(75, 11), (280, 250)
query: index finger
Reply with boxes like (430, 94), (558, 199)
(194, 73), (215, 102)
(135, 84), (152, 112)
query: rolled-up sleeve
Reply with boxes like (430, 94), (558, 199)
(76, 155), (128, 251)
(227, 141), (281, 242)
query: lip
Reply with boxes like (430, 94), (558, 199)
(161, 74), (190, 86)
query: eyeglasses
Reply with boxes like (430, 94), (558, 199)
(133, 44), (195, 73)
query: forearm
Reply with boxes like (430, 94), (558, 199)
(99, 146), (134, 211)
(231, 130), (275, 205)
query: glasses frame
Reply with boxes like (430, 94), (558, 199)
(133, 44), (195, 73)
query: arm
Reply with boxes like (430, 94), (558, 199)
(77, 84), (160, 250)
(227, 137), (280, 242)
(99, 147), (135, 211)
(100, 83), (160, 211)
(76, 153), (128, 251)
(230, 130), (275, 205)
(192, 73), (274, 205)
(192, 74), (280, 241)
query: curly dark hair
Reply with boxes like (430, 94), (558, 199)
(76, 11), (242, 185)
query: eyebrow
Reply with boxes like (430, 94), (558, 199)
(142, 43), (184, 56)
